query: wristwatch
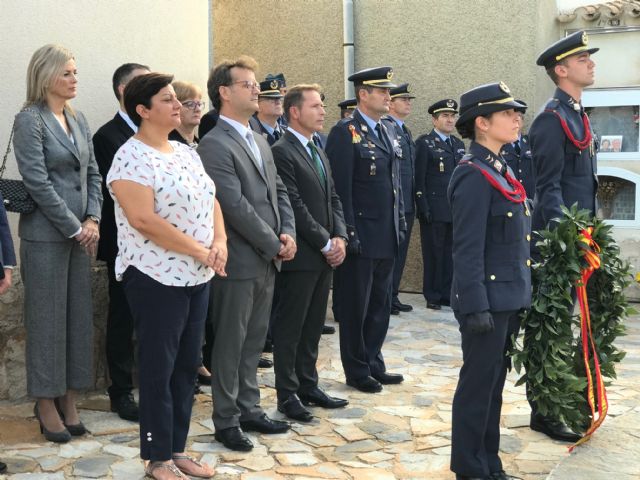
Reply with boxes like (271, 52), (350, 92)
(87, 215), (100, 225)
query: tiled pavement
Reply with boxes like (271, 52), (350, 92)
(1, 292), (639, 479)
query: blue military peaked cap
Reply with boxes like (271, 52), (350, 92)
(390, 83), (415, 99)
(428, 98), (458, 115)
(258, 78), (283, 98)
(536, 30), (599, 69)
(514, 99), (528, 114)
(456, 82), (526, 127)
(338, 98), (357, 109)
(348, 66), (397, 88)
(265, 73), (286, 88)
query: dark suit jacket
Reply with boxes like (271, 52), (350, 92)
(198, 109), (219, 139)
(197, 118), (295, 280)
(0, 195), (17, 271)
(272, 130), (347, 271)
(92, 112), (135, 262)
(325, 110), (405, 260)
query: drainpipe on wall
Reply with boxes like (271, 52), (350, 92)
(343, 0), (355, 99)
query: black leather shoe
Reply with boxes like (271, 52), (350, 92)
(278, 395), (313, 422)
(372, 371), (404, 385)
(322, 324), (336, 334)
(34, 403), (71, 443)
(214, 426), (253, 451)
(427, 302), (442, 310)
(1, 460), (7, 473)
(240, 413), (290, 434)
(110, 393), (139, 422)
(197, 372), (212, 386)
(456, 475), (487, 480)
(53, 398), (87, 436)
(530, 413), (581, 442)
(392, 299), (413, 312)
(390, 307), (400, 315)
(299, 386), (348, 409)
(490, 470), (523, 480)
(346, 376), (383, 393)
(258, 356), (273, 368)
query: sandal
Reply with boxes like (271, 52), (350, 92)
(172, 454), (215, 478)
(145, 461), (188, 479)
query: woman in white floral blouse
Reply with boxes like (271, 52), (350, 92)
(108, 73), (225, 480)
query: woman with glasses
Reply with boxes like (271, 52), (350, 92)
(170, 81), (205, 148)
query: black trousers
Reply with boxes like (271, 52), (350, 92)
(334, 255), (394, 380)
(420, 220), (453, 304)
(273, 268), (332, 401)
(450, 310), (521, 478)
(391, 213), (415, 300)
(105, 261), (135, 399)
(123, 267), (209, 461)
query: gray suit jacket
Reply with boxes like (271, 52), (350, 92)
(197, 118), (295, 280)
(13, 103), (102, 242)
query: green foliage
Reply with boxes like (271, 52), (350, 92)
(512, 205), (630, 433)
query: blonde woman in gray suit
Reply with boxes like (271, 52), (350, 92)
(13, 44), (102, 443)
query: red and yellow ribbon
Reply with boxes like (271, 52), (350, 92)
(570, 226), (608, 451)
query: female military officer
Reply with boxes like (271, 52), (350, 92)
(447, 82), (530, 480)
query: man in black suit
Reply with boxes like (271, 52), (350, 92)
(271, 84), (349, 422)
(325, 66), (406, 394)
(382, 83), (416, 315)
(93, 62), (149, 422)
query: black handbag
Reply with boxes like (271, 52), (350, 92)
(0, 119), (37, 214)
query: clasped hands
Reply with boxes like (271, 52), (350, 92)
(276, 233), (296, 261)
(323, 237), (346, 268)
(75, 218), (99, 257)
(203, 239), (228, 277)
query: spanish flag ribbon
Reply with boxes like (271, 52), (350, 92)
(570, 227), (608, 452)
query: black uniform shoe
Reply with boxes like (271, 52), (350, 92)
(372, 371), (404, 384)
(1, 460), (8, 473)
(277, 395), (313, 422)
(392, 299), (413, 312)
(390, 306), (400, 315)
(197, 372), (212, 386)
(456, 476), (487, 480)
(258, 356), (273, 368)
(110, 393), (139, 422)
(299, 386), (348, 409)
(322, 324), (336, 334)
(240, 413), (290, 434)
(214, 426), (253, 451)
(346, 376), (383, 393)
(530, 413), (581, 442)
(490, 470), (523, 480)
(427, 302), (442, 310)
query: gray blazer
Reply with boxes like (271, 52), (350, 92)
(13, 104), (102, 242)
(197, 118), (295, 280)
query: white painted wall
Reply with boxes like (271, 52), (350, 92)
(0, 0), (211, 246)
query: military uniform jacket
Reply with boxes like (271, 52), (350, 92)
(382, 116), (415, 214)
(448, 142), (532, 316)
(249, 114), (282, 146)
(501, 134), (535, 200)
(325, 109), (405, 260)
(529, 87), (598, 232)
(415, 130), (465, 222)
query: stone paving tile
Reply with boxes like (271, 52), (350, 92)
(1, 293), (640, 479)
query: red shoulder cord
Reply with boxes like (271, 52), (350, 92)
(462, 161), (526, 204)
(545, 109), (593, 151)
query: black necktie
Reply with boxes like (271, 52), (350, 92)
(273, 128), (280, 141)
(445, 137), (452, 149)
(375, 123), (389, 150)
(514, 140), (521, 156)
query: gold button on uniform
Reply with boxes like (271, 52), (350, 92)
(526, 259), (531, 266)
(507, 212), (513, 217)
(526, 234), (531, 241)
(490, 274), (496, 280)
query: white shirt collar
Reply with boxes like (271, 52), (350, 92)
(388, 114), (404, 128)
(286, 126), (312, 148)
(434, 128), (450, 142)
(118, 110), (138, 133)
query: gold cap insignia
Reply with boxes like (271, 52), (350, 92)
(582, 31), (588, 45)
(446, 99), (455, 108)
(270, 80), (279, 89)
(386, 69), (394, 80)
(406, 85), (411, 93)
(499, 81), (510, 94)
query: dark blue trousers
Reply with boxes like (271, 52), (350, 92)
(450, 310), (521, 477)
(420, 220), (453, 304)
(334, 255), (394, 380)
(123, 267), (210, 462)
(392, 213), (415, 300)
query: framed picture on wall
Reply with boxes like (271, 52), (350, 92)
(601, 135), (623, 152)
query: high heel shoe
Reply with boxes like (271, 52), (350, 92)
(54, 398), (88, 436)
(34, 403), (71, 443)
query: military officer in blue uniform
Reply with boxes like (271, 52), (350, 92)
(501, 101), (535, 199)
(326, 66), (406, 393)
(338, 98), (357, 119)
(448, 82), (530, 480)
(266, 73), (289, 128)
(249, 78), (284, 146)
(382, 83), (416, 314)
(526, 30), (599, 443)
(415, 99), (466, 310)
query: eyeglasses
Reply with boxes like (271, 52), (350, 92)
(181, 100), (205, 110)
(229, 80), (261, 91)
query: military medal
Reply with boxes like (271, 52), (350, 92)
(370, 163), (377, 175)
(348, 124), (362, 144)
(439, 160), (444, 172)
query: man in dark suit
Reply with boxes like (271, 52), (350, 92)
(527, 30), (599, 443)
(325, 66), (406, 394)
(271, 84), (349, 422)
(382, 83), (416, 315)
(501, 101), (535, 199)
(92, 62), (149, 422)
(415, 99), (466, 310)
(249, 79), (284, 146)
(197, 56), (296, 452)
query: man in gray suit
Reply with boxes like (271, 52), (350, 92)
(197, 56), (297, 452)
